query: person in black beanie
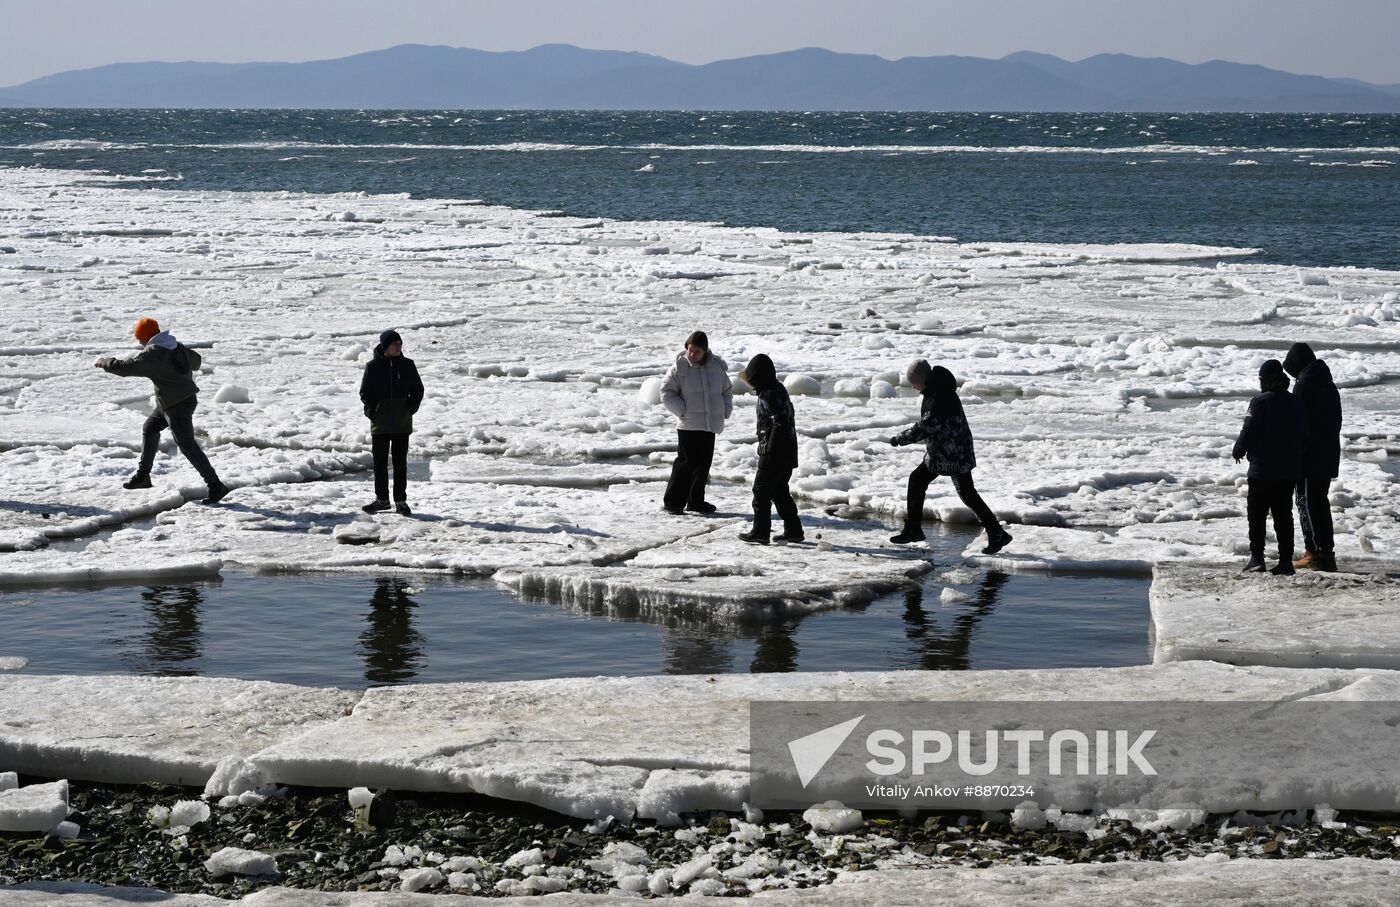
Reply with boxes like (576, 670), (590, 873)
(737, 354), (803, 545)
(889, 360), (1012, 553)
(1282, 342), (1342, 572)
(1232, 359), (1305, 575)
(358, 329), (424, 516)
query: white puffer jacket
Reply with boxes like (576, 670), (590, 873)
(660, 352), (733, 434)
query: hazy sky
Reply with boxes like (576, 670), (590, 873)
(4, 0), (1399, 87)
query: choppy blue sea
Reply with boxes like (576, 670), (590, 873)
(2, 109), (1397, 267)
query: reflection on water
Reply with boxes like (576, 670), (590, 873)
(123, 585), (205, 676)
(4, 551), (1148, 687)
(902, 572), (1009, 671)
(360, 579), (425, 684)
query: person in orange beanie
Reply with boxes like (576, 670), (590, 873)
(95, 318), (231, 504)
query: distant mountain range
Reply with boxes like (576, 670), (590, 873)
(3, 44), (1399, 112)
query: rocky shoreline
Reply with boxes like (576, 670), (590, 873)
(5, 780), (1400, 899)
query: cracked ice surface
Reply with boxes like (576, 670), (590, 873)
(1152, 565), (1400, 668)
(0, 166), (1397, 594)
(8, 664), (1400, 821)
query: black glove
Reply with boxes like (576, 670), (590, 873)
(364, 404), (375, 419)
(889, 436), (903, 447)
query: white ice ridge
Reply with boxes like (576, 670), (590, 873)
(5, 852), (1400, 907)
(7, 664), (1400, 821)
(1152, 566), (1400, 669)
(1, 166), (1397, 592)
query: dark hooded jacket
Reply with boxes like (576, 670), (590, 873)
(98, 339), (202, 409)
(744, 354), (799, 470)
(892, 365), (977, 474)
(1233, 359), (1305, 481)
(359, 339), (424, 435)
(1283, 342), (1342, 478)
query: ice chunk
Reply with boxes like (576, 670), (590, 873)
(204, 846), (280, 877)
(870, 379), (898, 399)
(0, 773), (16, 792)
(0, 657), (28, 672)
(504, 846), (545, 869)
(400, 867), (443, 892)
(803, 800), (863, 833)
(170, 799), (210, 828)
(1011, 800), (1047, 830)
(53, 820), (80, 839)
(672, 853), (714, 886)
(638, 377), (664, 405)
(783, 374), (821, 396)
(212, 384), (251, 404)
(833, 378), (869, 397)
(939, 587), (972, 605)
(203, 756), (269, 798)
(0, 779), (68, 833)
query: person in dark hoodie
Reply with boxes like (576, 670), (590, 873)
(737, 354), (803, 545)
(95, 317), (231, 505)
(358, 329), (424, 516)
(1283, 342), (1342, 572)
(889, 360), (1013, 553)
(1232, 359), (1305, 575)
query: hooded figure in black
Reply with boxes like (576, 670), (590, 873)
(889, 360), (1012, 553)
(1283, 342), (1342, 572)
(358, 329), (424, 515)
(1233, 359), (1305, 575)
(737, 354), (803, 544)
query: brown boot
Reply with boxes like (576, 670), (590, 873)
(1293, 550), (1316, 570)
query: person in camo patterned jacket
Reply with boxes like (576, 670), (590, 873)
(889, 359), (1013, 554)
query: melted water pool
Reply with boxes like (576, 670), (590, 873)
(1, 527), (1148, 688)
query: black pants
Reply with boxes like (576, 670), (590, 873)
(139, 398), (220, 486)
(372, 433), (410, 502)
(664, 430), (715, 509)
(1247, 478), (1295, 560)
(1295, 477), (1334, 555)
(751, 461), (801, 535)
(906, 464), (1001, 535)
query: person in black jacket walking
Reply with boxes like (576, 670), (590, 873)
(1283, 342), (1342, 572)
(1233, 359), (1305, 575)
(358, 329), (424, 516)
(95, 317), (231, 505)
(737, 354), (803, 545)
(889, 360), (1012, 553)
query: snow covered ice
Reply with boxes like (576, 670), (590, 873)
(1152, 565), (1400, 668)
(0, 166), (1395, 603)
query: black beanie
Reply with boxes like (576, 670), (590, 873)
(1259, 359), (1289, 393)
(743, 353), (777, 389)
(379, 329), (403, 348)
(1282, 342), (1316, 378)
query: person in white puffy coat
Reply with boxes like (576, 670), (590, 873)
(660, 330), (733, 514)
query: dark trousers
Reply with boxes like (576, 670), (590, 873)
(752, 461), (801, 535)
(906, 464), (1001, 534)
(139, 399), (220, 486)
(664, 430), (715, 509)
(1295, 477), (1334, 555)
(372, 433), (410, 502)
(1247, 478), (1295, 560)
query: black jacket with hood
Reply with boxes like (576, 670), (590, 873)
(1283, 342), (1342, 478)
(1233, 359), (1305, 482)
(359, 334), (424, 435)
(743, 354), (799, 470)
(893, 365), (977, 475)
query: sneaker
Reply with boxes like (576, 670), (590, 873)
(395, 502), (412, 517)
(362, 499), (391, 514)
(662, 504), (686, 516)
(890, 526), (926, 544)
(738, 529), (770, 546)
(1293, 550), (1316, 570)
(122, 473), (152, 490)
(982, 529), (1013, 555)
(774, 529), (806, 544)
(1270, 561), (1296, 576)
(202, 481), (232, 505)
(1240, 555), (1266, 573)
(1312, 552), (1338, 573)
(686, 502), (718, 514)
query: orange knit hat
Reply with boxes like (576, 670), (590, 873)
(133, 318), (160, 344)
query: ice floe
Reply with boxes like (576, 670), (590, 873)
(1152, 565), (1400, 668)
